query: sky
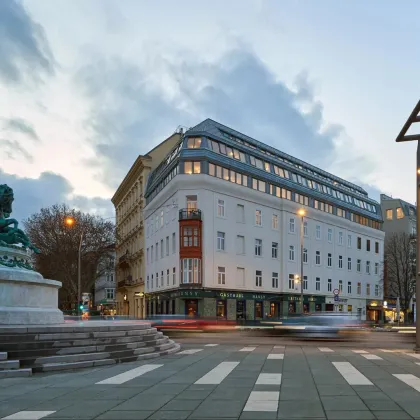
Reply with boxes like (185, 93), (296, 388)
(1, 0), (419, 222)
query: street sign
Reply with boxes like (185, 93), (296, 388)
(333, 289), (340, 296)
(334, 295), (339, 302)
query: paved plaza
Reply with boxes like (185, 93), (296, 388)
(1, 343), (420, 420)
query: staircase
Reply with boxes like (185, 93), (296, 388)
(0, 322), (180, 375)
(0, 352), (32, 378)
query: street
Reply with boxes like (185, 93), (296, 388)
(0, 333), (420, 420)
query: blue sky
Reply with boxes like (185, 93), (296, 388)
(1, 0), (419, 221)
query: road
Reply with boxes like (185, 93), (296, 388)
(0, 332), (420, 419)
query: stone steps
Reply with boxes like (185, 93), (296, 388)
(0, 351), (32, 378)
(0, 352), (6, 361)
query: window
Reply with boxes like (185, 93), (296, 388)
(328, 229), (332, 243)
(272, 214), (279, 230)
(186, 195), (198, 210)
(161, 271), (164, 287)
(357, 237), (361, 250)
(357, 282), (361, 295)
(288, 274), (295, 289)
(316, 225), (321, 240)
(357, 259), (361, 272)
(386, 209), (393, 220)
(172, 233), (176, 254)
(338, 232), (343, 245)
(328, 279), (332, 292)
(396, 207), (404, 219)
(315, 251), (321, 265)
(217, 199), (225, 217)
(236, 204), (245, 223)
(146, 275), (149, 290)
(172, 267), (176, 285)
(338, 255), (343, 269)
(272, 242), (278, 259)
(289, 218), (295, 233)
(187, 137), (201, 148)
(303, 275), (308, 290)
(235, 235), (245, 255)
(375, 284), (379, 297)
(327, 253), (332, 267)
(366, 240), (371, 252)
(303, 248), (308, 263)
(166, 236), (169, 256)
(256, 270), (262, 287)
(255, 239), (262, 256)
(161, 239), (164, 258)
(236, 267), (245, 287)
(167, 269), (170, 286)
(366, 283), (371, 296)
(348, 282), (352, 294)
(151, 274), (153, 289)
(106, 288), (115, 300)
(348, 257), (352, 271)
(181, 226), (200, 247)
(255, 209), (262, 226)
(303, 221), (308, 237)
(184, 161), (201, 174)
(375, 262), (379, 275)
(156, 243), (159, 260)
(147, 248), (149, 264)
(255, 301), (263, 318)
(366, 261), (371, 274)
(181, 258), (201, 284)
(218, 267), (226, 285)
(375, 241), (379, 254)
(160, 210), (164, 227)
(339, 280), (343, 293)
(316, 277), (321, 291)
(217, 232), (225, 251)
(272, 272), (278, 288)
(347, 235), (352, 248)
(289, 245), (295, 261)
(151, 245), (154, 262)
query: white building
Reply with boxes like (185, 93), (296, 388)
(144, 119), (384, 321)
(94, 248), (116, 314)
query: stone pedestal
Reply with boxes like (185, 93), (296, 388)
(0, 246), (64, 325)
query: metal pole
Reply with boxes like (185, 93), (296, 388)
(78, 231), (84, 317)
(301, 215), (304, 314)
(416, 143), (420, 351)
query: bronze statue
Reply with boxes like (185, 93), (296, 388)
(0, 184), (39, 253)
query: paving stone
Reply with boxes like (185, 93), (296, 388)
(46, 400), (121, 418)
(321, 396), (368, 411)
(277, 401), (325, 418)
(175, 390), (213, 400)
(363, 399), (402, 411)
(161, 399), (202, 411)
(373, 411), (413, 420)
(149, 410), (193, 419)
(114, 394), (174, 411)
(325, 411), (375, 420)
(96, 411), (154, 420)
(189, 399), (245, 418)
(317, 385), (356, 396)
(240, 412), (278, 420)
(357, 392), (391, 401)
(141, 384), (189, 395)
(92, 388), (146, 400)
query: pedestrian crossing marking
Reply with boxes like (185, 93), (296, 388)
(352, 350), (368, 354)
(406, 353), (420, 360)
(362, 354), (383, 360)
(178, 349), (203, 355)
(393, 374), (420, 392)
(267, 353), (284, 359)
(194, 361), (239, 385)
(243, 391), (279, 412)
(240, 347), (256, 352)
(274, 345), (284, 349)
(96, 364), (163, 385)
(2, 411), (56, 420)
(204, 344), (219, 347)
(332, 362), (373, 385)
(256, 373), (282, 385)
(318, 347), (334, 352)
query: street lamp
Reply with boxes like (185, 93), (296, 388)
(395, 99), (420, 352)
(298, 208), (305, 314)
(65, 217), (84, 316)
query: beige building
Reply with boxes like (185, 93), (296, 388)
(112, 130), (182, 317)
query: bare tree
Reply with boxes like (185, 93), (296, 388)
(384, 232), (416, 322)
(24, 204), (115, 309)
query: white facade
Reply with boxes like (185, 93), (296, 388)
(95, 251), (116, 307)
(145, 175), (384, 318)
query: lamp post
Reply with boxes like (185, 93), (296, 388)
(395, 100), (420, 352)
(298, 209), (306, 314)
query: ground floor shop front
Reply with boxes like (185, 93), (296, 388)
(116, 286), (145, 319)
(146, 289), (326, 320)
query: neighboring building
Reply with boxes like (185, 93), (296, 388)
(112, 129), (183, 318)
(380, 194), (416, 322)
(95, 247), (116, 314)
(144, 119), (384, 321)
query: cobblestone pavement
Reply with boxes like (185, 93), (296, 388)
(1, 343), (420, 420)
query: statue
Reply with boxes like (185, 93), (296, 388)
(0, 184), (39, 253)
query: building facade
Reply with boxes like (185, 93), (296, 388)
(112, 130), (182, 318)
(94, 249), (116, 314)
(144, 120), (385, 321)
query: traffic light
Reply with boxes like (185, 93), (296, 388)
(79, 302), (84, 311)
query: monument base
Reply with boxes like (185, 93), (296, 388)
(0, 246), (64, 325)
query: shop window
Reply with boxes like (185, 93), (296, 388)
(255, 301), (263, 318)
(216, 300), (227, 318)
(348, 305), (353, 312)
(186, 300), (198, 316)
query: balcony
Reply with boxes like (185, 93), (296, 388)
(179, 209), (202, 221)
(117, 275), (144, 288)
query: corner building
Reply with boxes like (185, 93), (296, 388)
(144, 120), (384, 321)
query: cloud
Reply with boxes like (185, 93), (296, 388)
(0, 138), (34, 162)
(0, 170), (113, 223)
(0, 0), (55, 85)
(2, 117), (40, 141)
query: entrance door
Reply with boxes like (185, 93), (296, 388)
(270, 302), (279, 318)
(236, 300), (246, 320)
(185, 300), (198, 317)
(216, 300), (227, 318)
(166, 300), (170, 315)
